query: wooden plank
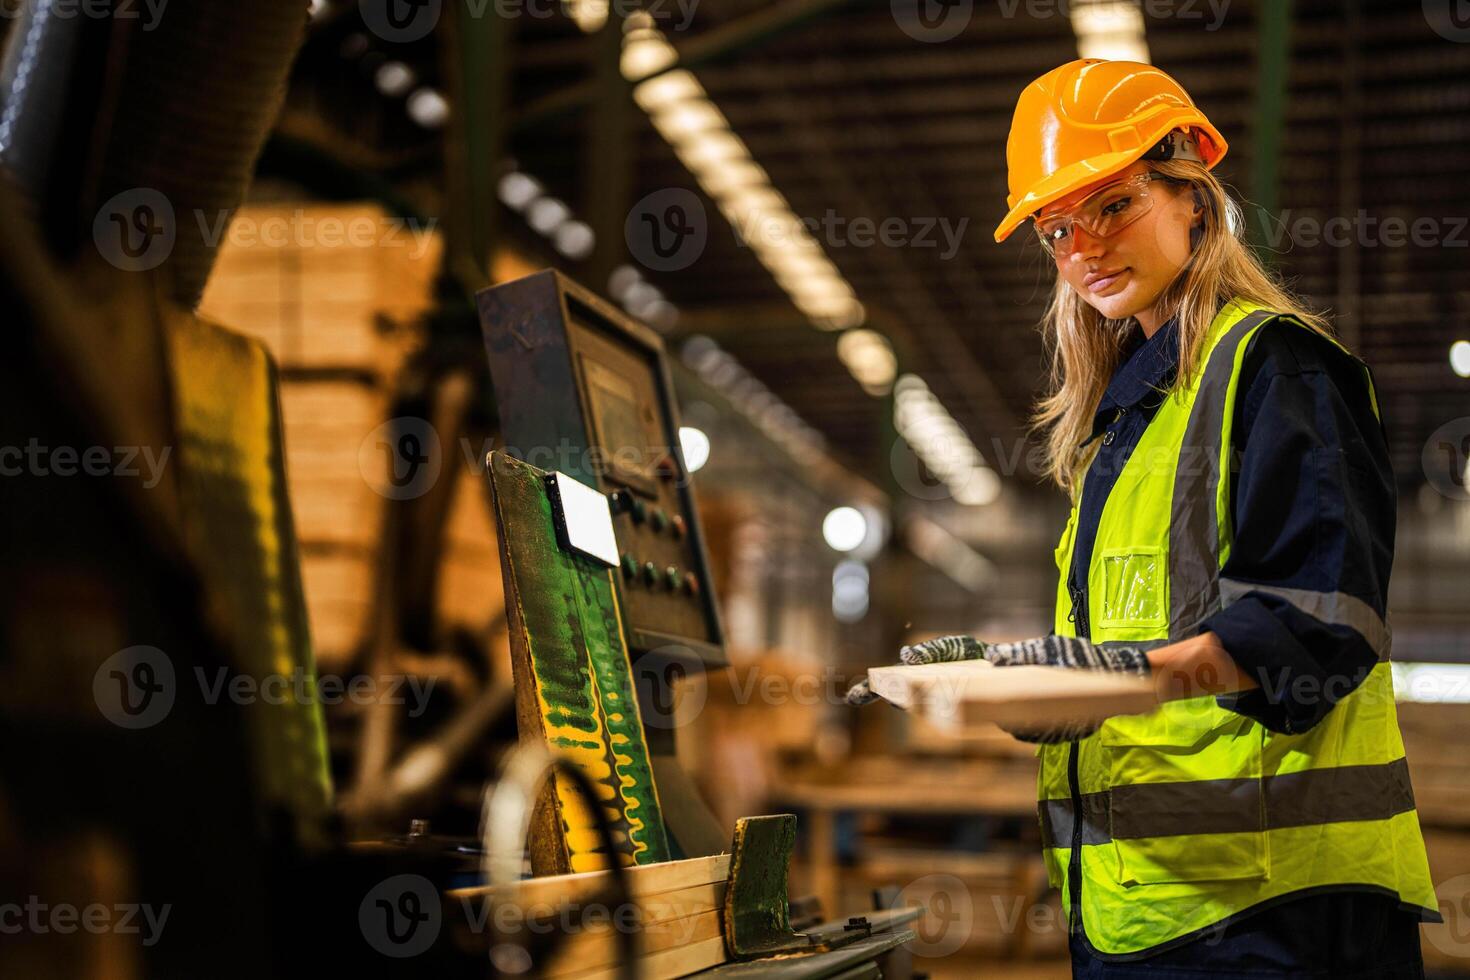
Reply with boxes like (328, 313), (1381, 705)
(688, 931), (915, 978)
(545, 909), (725, 977)
(449, 854), (729, 905)
(866, 660), (1157, 729)
(453, 878), (727, 937)
(489, 451), (672, 873)
(559, 933), (728, 980)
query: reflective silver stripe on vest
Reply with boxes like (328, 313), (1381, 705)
(1219, 578), (1392, 661)
(1038, 756), (1416, 849)
(1167, 309), (1280, 641)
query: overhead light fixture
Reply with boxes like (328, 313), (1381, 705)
(1450, 340), (1470, 378)
(905, 516), (994, 593)
(563, 0), (608, 33)
(621, 20), (677, 80)
(832, 560), (870, 623)
(407, 88), (450, 129)
(1071, 0), (1150, 62)
(375, 61), (416, 98)
(678, 426), (710, 472)
(631, 69), (702, 112)
(624, 14), (874, 370)
(894, 374), (1000, 506)
(526, 197), (571, 235)
(553, 221), (595, 260)
(681, 336), (825, 454)
(497, 172), (542, 211)
(822, 507), (868, 553)
(837, 329), (897, 395)
(651, 99), (727, 142)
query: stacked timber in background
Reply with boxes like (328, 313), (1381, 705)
(197, 203), (441, 673)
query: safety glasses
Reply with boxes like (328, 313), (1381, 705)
(1033, 172), (1179, 256)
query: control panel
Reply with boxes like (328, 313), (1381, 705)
(477, 270), (725, 667)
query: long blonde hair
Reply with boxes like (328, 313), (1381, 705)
(1031, 158), (1336, 497)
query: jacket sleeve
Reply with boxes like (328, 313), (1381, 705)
(1198, 323), (1396, 735)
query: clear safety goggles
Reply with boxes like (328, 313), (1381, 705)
(1033, 171), (1181, 256)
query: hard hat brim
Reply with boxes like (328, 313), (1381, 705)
(992, 119), (1229, 244)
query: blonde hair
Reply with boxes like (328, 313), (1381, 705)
(1030, 158), (1336, 497)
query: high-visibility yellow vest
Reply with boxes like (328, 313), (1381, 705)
(1042, 296), (1439, 957)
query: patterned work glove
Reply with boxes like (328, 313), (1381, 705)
(845, 633), (1154, 744)
(986, 634), (1153, 744)
(843, 634), (987, 705)
(985, 634), (1151, 674)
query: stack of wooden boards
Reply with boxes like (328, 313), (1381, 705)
(197, 203), (442, 671)
(450, 854), (732, 979)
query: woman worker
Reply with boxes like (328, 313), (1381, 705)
(850, 60), (1440, 977)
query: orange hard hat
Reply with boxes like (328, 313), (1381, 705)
(993, 59), (1228, 243)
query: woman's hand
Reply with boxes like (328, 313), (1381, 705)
(1145, 631), (1259, 701)
(844, 634), (987, 705)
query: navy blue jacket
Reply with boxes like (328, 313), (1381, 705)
(1065, 308), (1395, 734)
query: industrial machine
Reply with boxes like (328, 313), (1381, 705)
(479, 270), (730, 860)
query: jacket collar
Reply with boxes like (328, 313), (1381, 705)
(1083, 313), (1181, 445)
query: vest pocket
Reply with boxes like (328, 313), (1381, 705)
(1100, 706), (1268, 885)
(1096, 546), (1167, 631)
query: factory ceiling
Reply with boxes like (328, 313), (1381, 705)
(284, 0), (1470, 500)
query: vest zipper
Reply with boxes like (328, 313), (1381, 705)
(1065, 581), (1087, 938)
(1067, 739), (1083, 937)
(1069, 584), (1089, 638)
